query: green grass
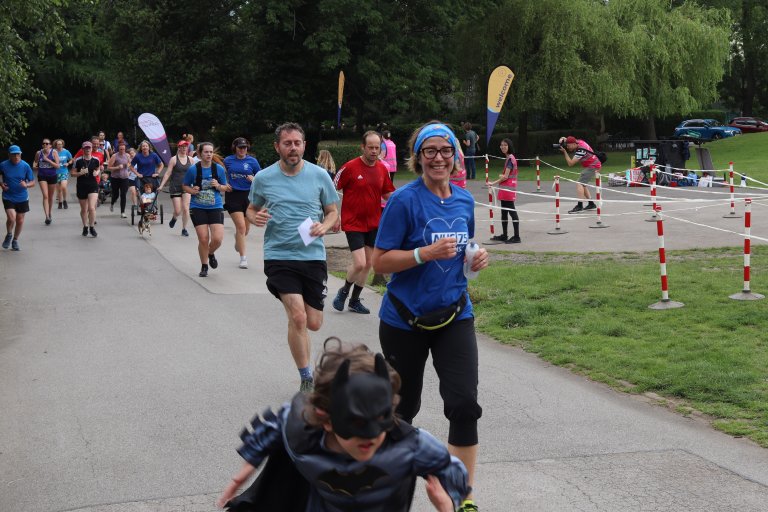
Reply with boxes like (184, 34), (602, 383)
(471, 247), (768, 446)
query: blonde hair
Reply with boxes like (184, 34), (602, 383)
(303, 337), (401, 428)
(53, 139), (65, 148)
(316, 150), (336, 174)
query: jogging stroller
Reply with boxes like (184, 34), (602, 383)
(97, 171), (112, 205)
(131, 177), (164, 235)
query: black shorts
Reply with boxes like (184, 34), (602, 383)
(2, 199), (30, 213)
(264, 260), (328, 311)
(169, 182), (184, 197)
(38, 174), (58, 185)
(224, 189), (250, 214)
(76, 183), (99, 199)
(345, 229), (378, 252)
(189, 208), (224, 227)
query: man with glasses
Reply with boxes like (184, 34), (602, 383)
(247, 122), (339, 392)
(1, 145), (36, 251)
(331, 131), (394, 314)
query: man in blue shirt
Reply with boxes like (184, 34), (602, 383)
(0, 145), (36, 251)
(247, 122), (339, 392)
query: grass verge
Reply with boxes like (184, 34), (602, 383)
(471, 247), (768, 446)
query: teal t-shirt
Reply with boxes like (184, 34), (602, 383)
(249, 160), (339, 261)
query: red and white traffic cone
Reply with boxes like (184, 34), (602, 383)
(730, 199), (764, 300)
(649, 206), (684, 309)
(547, 176), (568, 235)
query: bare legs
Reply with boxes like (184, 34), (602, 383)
(279, 293), (323, 369)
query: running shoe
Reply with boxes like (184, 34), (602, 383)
(82, 226), (88, 237)
(490, 234), (507, 242)
(506, 236), (522, 244)
(347, 299), (370, 314)
(121, 212), (127, 218)
(208, 253), (218, 269)
(457, 500), (478, 512)
(110, 203), (114, 212)
(199, 266), (208, 277)
(11, 240), (20, 251)
(63, 201), (68, 209)
(58, 202), (62, 209)
(332, 287), (349, 311)
(584, 202), (597, 210)
(89, 226), (98, 237)
(169, 217), (177, 228)
(299, 378), (314, 393)
(568, 205), (584, 214)
(239, 257), (248, 269)
(45, 217), (51, 225)
(181, 228), (189, 237)
(2, 233), (12, 249)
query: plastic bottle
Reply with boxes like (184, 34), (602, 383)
(463, 241), (480, 280)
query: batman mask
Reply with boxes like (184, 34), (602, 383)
(330, 353), (394, 440)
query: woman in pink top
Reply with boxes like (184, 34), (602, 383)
(381, 130), (398, 184)
(488, 138), (520, 243)
(450, 149), (467, 189)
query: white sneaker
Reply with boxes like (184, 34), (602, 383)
(121, 212), (127, 218)
(239, 258), (248, 269)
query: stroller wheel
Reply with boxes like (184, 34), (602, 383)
(131, 205), (136, 225)
(160, 204), (164, 224)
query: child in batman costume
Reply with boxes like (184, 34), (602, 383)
(217, 338), (469, 511)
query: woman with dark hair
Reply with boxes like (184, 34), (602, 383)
(487, 138), (521, 243)
(372, 121), (489, 512)
(33, 138), (60, 225)
(223, 137), (261, 269)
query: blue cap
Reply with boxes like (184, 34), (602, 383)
(8, 145), (21, 154)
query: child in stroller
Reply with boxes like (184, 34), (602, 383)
(138, 180), (158, 235)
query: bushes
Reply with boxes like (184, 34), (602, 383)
(316, 142), (361, 168)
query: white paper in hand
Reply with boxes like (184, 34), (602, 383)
(298, 217), (318, 246)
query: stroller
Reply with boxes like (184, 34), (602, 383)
(131, 177), (164, 235)
(97, 171), (112, 205)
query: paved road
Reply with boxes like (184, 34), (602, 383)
(2, 181), (767, 512)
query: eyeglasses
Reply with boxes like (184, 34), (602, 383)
(42, 142), (51, 145)
(420, 146), (455, 159)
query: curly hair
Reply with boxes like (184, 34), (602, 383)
(303, 337), (401, 428)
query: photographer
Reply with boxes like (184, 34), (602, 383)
(558, 135), (599, 214)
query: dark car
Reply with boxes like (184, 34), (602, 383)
(728, 117), (768, 134)
(673, 119), (741, 141)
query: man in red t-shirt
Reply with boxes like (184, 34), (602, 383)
(332, 131), (395, 314)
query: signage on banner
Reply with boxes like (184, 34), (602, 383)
(138, 113), (172, 166)
(486, 66), (515, 146)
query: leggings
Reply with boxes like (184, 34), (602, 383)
(379, 318), (481, 446)
(110, 177), (130, 213)
(500, 199), (519, 237)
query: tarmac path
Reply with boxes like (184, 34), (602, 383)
(2, 178), (767, 511)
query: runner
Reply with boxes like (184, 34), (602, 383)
(158, 140), (193, 237)
(32, 138), (59, 225)
(106, 142), (132, 218)
(182, 142), (228, 277)
(53, 139), (72, 210)
(1, 145), (36, 251)
(72, 141), (101, 237)
(131, 140), (164, 190)
(223, 137), (261, 269)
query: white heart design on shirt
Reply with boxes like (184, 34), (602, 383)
(422, 217), (468, 273)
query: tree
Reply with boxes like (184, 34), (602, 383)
(0, 0), (69, 145)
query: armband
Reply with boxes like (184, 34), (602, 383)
(414, 247), (424, 265)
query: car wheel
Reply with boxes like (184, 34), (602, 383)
(712, 133), (722, 140)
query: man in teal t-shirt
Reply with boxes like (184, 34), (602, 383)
(247, 122), (339, 391)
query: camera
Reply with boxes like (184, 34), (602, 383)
(552, 141), (566, 150)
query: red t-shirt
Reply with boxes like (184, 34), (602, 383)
(334, 157), (395, 232)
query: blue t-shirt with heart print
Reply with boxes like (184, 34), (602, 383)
(375, 178), (475, 330)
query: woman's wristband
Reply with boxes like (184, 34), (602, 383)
(414, 247), (424, 265)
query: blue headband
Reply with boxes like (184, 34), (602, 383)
(414, 123), (460, 160)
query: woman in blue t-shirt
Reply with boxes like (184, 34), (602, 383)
(182, 141), (227, 278)
(223, 137), (261, 269)
(371, 121), (489, 512)
(53, 139), (73, 210)
(130, 140), (163, 190)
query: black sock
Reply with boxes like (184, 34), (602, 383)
(513, 222), (520, 238)
(342, 280), (353, 293)
(577, 202), (584, 208)
(351, 284), (364, 301)
(201, 264), (208, 271)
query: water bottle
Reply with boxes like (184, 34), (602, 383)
(741, 174), (747, 187)
(463, 241), (480, 280)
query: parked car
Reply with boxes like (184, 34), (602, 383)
(728, 117), (768, 134)
(673, 119), (742, 141)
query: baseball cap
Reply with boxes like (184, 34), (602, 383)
(8, 145), (21, 154)
(82, 141), (93, 148)
(566, 136), (578, 144)
(233, 137), (249, 148)
(177, 140), (190, 147)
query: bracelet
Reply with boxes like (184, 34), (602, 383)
(413, 247), (424, 265)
